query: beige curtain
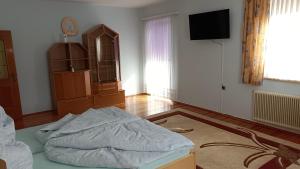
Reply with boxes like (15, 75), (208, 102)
(242, 0), (270, 85)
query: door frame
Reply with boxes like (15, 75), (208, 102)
(0, 30), (22, 119)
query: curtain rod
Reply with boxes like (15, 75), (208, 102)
(141, 11), (179, 21)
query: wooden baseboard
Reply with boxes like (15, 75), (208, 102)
(22, 110), (56, 117)
(177, 101), (300, 136)
(178, 101), (264, 125)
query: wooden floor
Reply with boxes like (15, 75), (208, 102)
(15, 95), (300, 144)
(15, 95), (184, 129)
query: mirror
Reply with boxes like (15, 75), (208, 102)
(95, 36), (101, 82)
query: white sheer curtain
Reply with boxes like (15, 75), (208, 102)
(264, 0), (300, 81)
(144, 16), (177, 99)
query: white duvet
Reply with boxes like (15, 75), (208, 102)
(39, 107), (194, 169)
(0, 106), (33, 169)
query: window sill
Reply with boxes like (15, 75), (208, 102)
(264, 77), (300, 84)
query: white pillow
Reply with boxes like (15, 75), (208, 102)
(1, 141), (33, 169)
(0, 106), (15, 145)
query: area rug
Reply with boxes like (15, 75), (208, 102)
(146, 108), (300, 169)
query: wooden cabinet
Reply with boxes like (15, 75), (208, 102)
(82, 24), (121, 84)
(48, 42), (92, 115)
(82, 24), (125, 110)
(48, 38), (125, 116)
(0, 159), (6, 169)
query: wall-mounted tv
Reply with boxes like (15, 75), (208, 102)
(189, 9), (230, 40)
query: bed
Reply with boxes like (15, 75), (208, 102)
(16, 118), (196, 169)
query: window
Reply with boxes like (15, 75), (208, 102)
(144, 16), (177, 99)
(264, 0), (300, 82)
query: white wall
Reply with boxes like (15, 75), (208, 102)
(140, 0), (300, 120)
(0, 0), (142, 114)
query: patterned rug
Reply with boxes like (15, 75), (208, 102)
(146, 108), (300, 169)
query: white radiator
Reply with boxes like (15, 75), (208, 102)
(253, 91), (300, 130)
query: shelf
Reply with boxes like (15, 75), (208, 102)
(102, 59), (116, 62)
(49, 42), (89, 75)
(72, 58), (89, 61)
(52, 58), (89, 61)
(53, 69), (90, 73)
(56, 42), (83, 45)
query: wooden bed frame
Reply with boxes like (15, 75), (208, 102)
(160, 151), (196, 169)
(0, 159), (6, 169)
(0, 151), (196, 169)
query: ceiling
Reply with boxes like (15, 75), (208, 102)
(51, 0), (167, 8)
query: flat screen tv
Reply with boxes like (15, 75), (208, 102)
(189, 9), (230, 40)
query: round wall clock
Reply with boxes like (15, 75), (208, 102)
(61, 17), (79, 36)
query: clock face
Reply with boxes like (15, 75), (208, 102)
(65, 20), (75, 32)
(61, 17), (79, 36)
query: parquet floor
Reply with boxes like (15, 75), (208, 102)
(15, 94), (300, 144)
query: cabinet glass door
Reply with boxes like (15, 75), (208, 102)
(0, 40), (8, 79)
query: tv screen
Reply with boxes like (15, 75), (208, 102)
(189, 9), (230, 40)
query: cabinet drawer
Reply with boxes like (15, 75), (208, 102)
(92, 82), (119, 95)
(57, 96), (93, 116)
(93, 90), (125, 108)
